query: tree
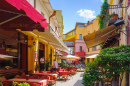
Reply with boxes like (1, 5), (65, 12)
(82, 60), (101, 86)
(82, 45), (130, 86)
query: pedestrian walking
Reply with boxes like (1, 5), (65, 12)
(53, 59), (58, 71)
(40, 56), (45, 71)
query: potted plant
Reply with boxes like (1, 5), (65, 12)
(45, 60), (50, 71)
(13, 81), (30, 86)
(110, 14), (118, 20)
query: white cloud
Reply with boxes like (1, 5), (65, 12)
(77, 9), (96, 20)
(100, 0), (104, 2)
(97, 0), (104, 2)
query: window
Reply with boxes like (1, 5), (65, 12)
(92, 46), (96, 51)
(87, 58), (89, 62)
(80, 34), (82, 39)
(78, 25), (84, 27)
(96, 45), (100, 50)
(80, 46), (82, 52)
(63, 35), (66, 38)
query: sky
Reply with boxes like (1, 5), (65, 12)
(49, 0), (104, 34)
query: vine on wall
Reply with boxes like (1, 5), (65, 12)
(98, 0), (109, 30)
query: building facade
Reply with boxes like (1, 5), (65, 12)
(0, 0), (67, 74)
(63, 18), (100, 64)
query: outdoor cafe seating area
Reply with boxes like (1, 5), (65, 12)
(0, 67), (78, 86)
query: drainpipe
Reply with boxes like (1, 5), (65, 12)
(49, 11), (56, 26)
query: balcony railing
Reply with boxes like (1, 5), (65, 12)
(103, 4), (128, 29)
(63, 30), (76, 39)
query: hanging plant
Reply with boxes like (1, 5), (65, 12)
(97, 0), (109, 30)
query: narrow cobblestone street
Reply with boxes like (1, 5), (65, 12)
(54, 72), (84, 86)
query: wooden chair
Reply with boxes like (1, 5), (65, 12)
(14, 75), (20, 78)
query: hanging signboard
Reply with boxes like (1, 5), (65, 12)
(34, 51), (38, 61)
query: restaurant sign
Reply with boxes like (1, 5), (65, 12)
(34, 51), (38, 62)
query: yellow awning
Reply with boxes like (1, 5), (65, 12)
(83, 25), (117, 48)
(32, 28), (68, 51)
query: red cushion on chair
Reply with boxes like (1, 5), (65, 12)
(39, 71), (44, 73)
(45, 71), (51, 73)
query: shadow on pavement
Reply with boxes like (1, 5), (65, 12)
(73, 80), (83, 86)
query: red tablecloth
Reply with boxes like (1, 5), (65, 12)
(31, 73), (58, 78)
(3, 78), (47, 86)
(58, 71), (69, 76)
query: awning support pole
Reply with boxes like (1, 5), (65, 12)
(0, 14), (22, 25)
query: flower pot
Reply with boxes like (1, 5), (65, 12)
(110, 14), (118, 20)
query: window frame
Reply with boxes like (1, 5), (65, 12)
(79, 34), (82, 39)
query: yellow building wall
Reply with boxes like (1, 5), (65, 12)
(55, 10), (64, 39)
(85, 18), (99, 53)
(28, 36), (35, 72)
(76, 27), (86, 39)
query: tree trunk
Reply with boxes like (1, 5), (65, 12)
(125, 73), (129, 86)
(119, 74), (123, 86)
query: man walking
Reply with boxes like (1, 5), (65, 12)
(53, 59), (58, 71)
(40, 56), (45, 71)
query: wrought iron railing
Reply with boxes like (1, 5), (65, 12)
(103, 4), (128, 29)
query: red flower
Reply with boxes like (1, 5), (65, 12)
(104, 9), (107, 12)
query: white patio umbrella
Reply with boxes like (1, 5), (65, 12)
(58, 55), (80, 59)
(85, 54), (98, 58)
(0, 54), (17, 59)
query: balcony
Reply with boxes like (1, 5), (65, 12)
(103, 4), (126, 29)
(75, 52), (85, 57)
(63, 29), (76, 42)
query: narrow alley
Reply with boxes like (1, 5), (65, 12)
(53, 72), (84, 86)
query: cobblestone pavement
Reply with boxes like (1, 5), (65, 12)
(53, 72), (84, 86)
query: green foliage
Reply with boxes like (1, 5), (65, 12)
(82, 60), (101, 86)
(97, 45), (130, 78)
(0, 74), (2, 85)
(58, 61), (69, 68)
(82, 45), (130, 86)
(98, 0), (109, 30)
(58, 63), (64, 67)
(45, 60), (50, 68)
(63, 61), (69, 68)
(70, 65), (74, 67)
(13, 81), (30, 86)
